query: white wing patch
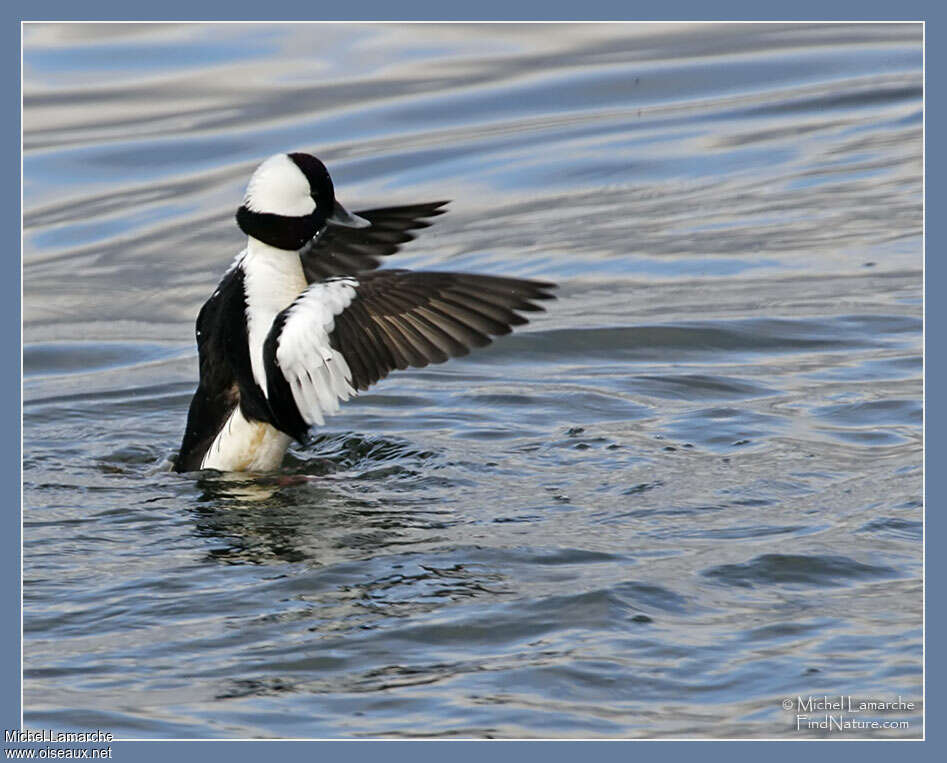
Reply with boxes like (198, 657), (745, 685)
(274, 278), (359, 426)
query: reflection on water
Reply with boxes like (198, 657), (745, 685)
(23, 22), (922, 738)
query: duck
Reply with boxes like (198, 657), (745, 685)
(175, 152), (555, 473)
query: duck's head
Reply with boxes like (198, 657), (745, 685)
(236, 152), (368, 250)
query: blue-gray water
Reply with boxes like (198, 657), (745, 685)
(23, 22), (922, 738)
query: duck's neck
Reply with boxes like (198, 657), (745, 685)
(242, 237), (307, 395)
(244, 236), (305, 275)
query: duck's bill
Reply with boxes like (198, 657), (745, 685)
(328, 201), (370, 229)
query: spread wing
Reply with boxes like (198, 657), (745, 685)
(298, 201), (449, 281)
(331, 270), (556, 390)
(261, 270), (556, 441)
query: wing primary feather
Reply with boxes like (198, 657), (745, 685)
(390, 314), (450, 364)
(417, 304), (492, 348)
(428, 296), (512, 336)
(379, 316), (430, 367)
(404, 310), (469, 356)
(300, 201), (451, 282)
(348, 299), (402, 374)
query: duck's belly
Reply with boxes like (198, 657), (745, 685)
(201, 407), (292, 472)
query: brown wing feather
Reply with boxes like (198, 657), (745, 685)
(329, 270), (556, 390)
(299, 201), (449, 281)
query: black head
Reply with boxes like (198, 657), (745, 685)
(235, 152), (367, 250)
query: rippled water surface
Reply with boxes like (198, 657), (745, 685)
(23, 22), (923, 738)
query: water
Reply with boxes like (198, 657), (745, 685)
(23, 22), (923, 738)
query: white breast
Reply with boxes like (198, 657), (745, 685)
(241, 237), (309, 397)
(201, 407), (292, 472)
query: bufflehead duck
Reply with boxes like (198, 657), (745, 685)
(175, 152), (555, 473)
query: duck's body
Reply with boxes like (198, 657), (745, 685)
(175, 152), (554, 473)
(191, 241), (301, 472)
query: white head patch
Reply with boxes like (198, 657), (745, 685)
(243, 154), (317, 217)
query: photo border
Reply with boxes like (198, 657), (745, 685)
(9, 2), (936, 760)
